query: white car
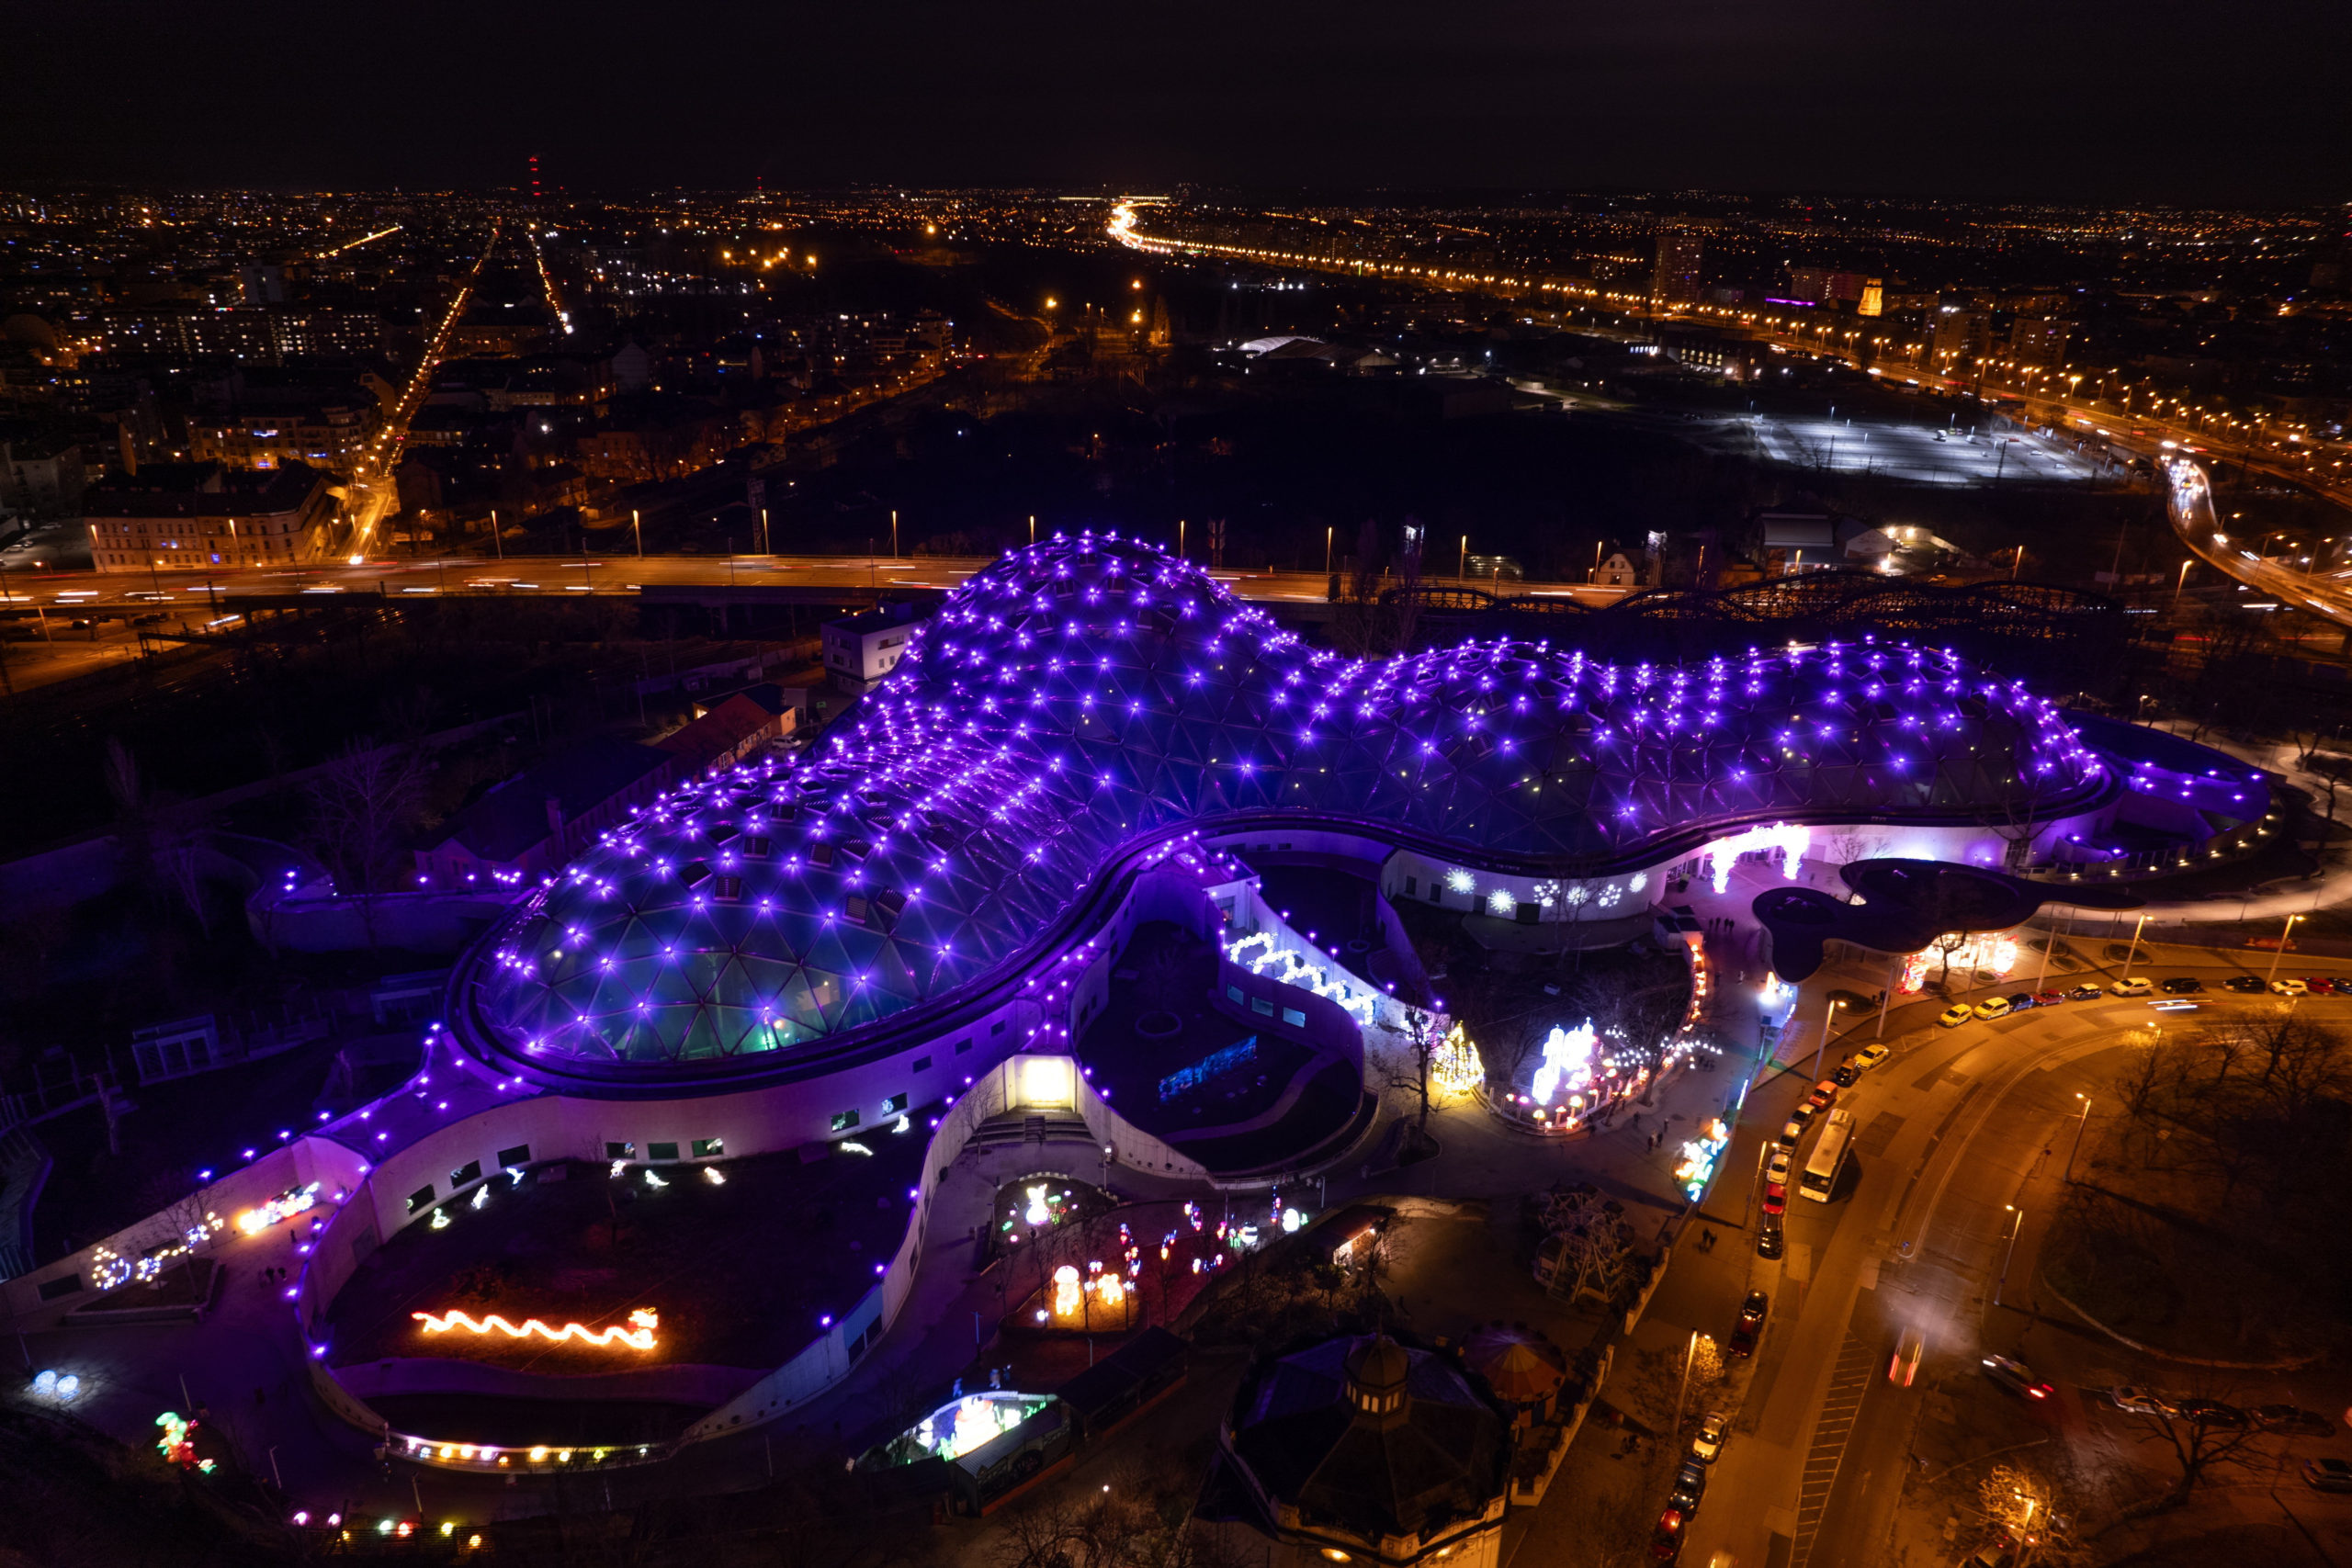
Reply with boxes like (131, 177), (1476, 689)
(1690, 1410), (1728, 1463)
(2110, 1385), (2177, 1417)
(2110, 976), (2154, 998)
(1766, 1150), (1792, 1184)
(2272, 977), (2310, 996)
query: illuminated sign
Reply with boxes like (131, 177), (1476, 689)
(413, 1307), (659, 1351)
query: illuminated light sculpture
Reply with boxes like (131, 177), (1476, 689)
(1529, 1021), (1599, 1107)
(235, 1181), (322, 1235)
(1430, 1022), (1485, 1095)
(413, 1306), (660, 1352)
(1705, 823), (1810, 895)
(1673, 1119), (1732, 1201)
(1898, 931), (2020, 993)
(1023, 1183), (1051, 1227)
(154, 1411), (216, 1472)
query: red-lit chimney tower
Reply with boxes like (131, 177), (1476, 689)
(529, 154), (541, 205)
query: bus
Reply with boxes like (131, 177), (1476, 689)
(1801, 1109), (1856, 1201)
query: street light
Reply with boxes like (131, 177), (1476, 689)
(2064, 1093), (2092, 1183)
(1813, 998), (1846, 1083)
(632, 509), (643, 558)
(2120, 912), (2150, 978)
(1995, 1203), (2024, 1307)
(2267, 913), (2305, 985)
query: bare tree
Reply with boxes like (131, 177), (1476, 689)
(2120, 1392), (2270, 1511)
(303, 737), (428, 951)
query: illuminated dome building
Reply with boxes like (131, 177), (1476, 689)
(458, 532), (2114, 1088)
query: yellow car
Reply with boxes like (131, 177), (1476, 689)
(1852, 1043), (1892, 1072)
(1938, 1003), (1973, 1028)
(1973, 997), (2011, 1021)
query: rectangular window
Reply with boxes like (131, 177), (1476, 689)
(1517, 902), (1541, 925)
(831, 1110), (861, 1134)
(989, 1021), (1006, 1036)
(449, 1160), (482, 1189)
(1405, 876), (1418, 897)
(497, 1144), (531, 1168)
(692, 1137), (723, 1158)
(1282, 1007), (1306, 1027)
(647, 1142), (680, 1163)
(880, 1092), (909, 1116)
(406, 1185), (436, 1214)
(1227, 985), (1245, 1004)
(38, 1273), (82, 1302)
(605, 1141), (634, 1160)
(1251, 997), (1275, 1017)
(912, 1056), (932, 1073)
(954, 1037), (971, 1055)
(714, 875), (743, 902)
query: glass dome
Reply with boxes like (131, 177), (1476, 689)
(477, 533), (2104, 1066)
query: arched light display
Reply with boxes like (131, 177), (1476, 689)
(478, 533), (2104, 1067)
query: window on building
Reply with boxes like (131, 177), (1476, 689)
(497, 1144), (531, 1168)
(831, 1110), (860, 1134)
(449, 1160), (482, 1189)
(1227, 985), (1245, 1004)
(1405, 875), (1418, 897)
(648, 1142), (679, 1163)
(406, 1185), (436, 1214)
(1251, 998), (1275, 1016)
(1282, 1007), (1306, 1027)
(912, 1055), (932, 1073)
(954, 1038), (970, 1055)
(38, 1274), (82, 1301)
(989, 1021), (1006, 1036)
(605, 1141), (634, 1161)
(880, 1092), (909, 1117)
(692, 1137), (724, 1158)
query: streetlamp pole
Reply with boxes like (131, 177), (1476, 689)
(2064, 1095), (2092, 1183)
(632, 509), (643, 558)
(1996, 1203), (2023, 1307)
(891, 510), (899, 559)
(1812, 998), (1844, 1083)
(1671, 1328), (1701, 1441)
(2267, 914), (2304, 985)
(2121, 913), (2150, 977)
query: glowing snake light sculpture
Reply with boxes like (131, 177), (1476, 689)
(412, 1305), (659, 1351)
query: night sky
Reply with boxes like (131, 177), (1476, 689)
(5, 0), (2346, 201)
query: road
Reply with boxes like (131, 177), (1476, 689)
(1658, 956), (2352, 1568)
(0, 551), (1630, 617)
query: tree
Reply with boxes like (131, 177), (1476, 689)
(303, 737), (428, 951)
(1931, 928), (1973, 993)
(1974, 1461), (2089, 1567)
(2120, 1389), (2269, 1511)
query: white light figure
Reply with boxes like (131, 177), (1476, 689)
(1052, 1264), (1082, 1319)
(1629, 873), (1648, 893)
(1024, 1184), (1051, 1226)
(1487, 888), (1517, 917)
(1530, 1021), (1599, 1107)
(1445, 867), (1476, 896)
(1705, 823), (1810, 894)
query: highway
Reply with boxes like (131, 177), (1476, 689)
(1658, 958), (2352, 1567)
(0, 551), (1629, 617)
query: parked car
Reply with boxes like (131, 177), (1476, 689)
(1766, 1150), (1792, 1184)
(2032, 990), (2066, 1007)
(1852, 1043), (1891, 1071)
(2306, 976), (2336, 995)
(2223, 975), (2267, 993)
(1973, 996), (2012, 1021)
(2005, 992), (2036, 1011)
(1981, 1354), (2053, 1402)
(1939, 1003), (1974, 1028)
(2109, 1386), (2177, 1418)
(2175, 1398), (2248, 1428)
(1790, 1101), (1817, 1131)
(1831, 1059), (1860, 1088)
(1690, 1411), (1728, 1463)
(1668, 1458), (1707, 1517)
(1777, 1120), (1806, 1149)
(2251, 1404), (2335, 1438)
(1762, 1180), (1786, 1217)
(2066, 984), (2106, 1002)
(2304, 1458), (2352, 1493)
(1888, 1327), (1925, 1386)
(1805, 1079), (1839, 1111)
(1651, 1506), (1689, 1560)
(2161, 976), (2204, 994)
(2110, 976), (2154, 998)
(1730, 1291), (1768, 1356)
(1756, 1224), (1784, 1260)
(2273, 977), (2310, 996)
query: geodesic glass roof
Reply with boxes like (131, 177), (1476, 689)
(478, 533), (2106, 1066)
